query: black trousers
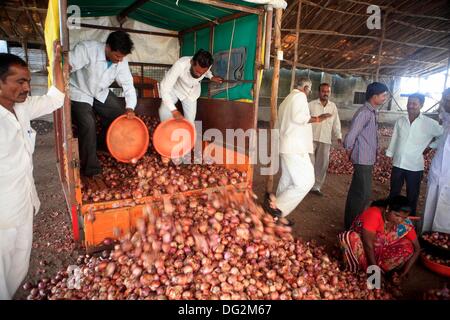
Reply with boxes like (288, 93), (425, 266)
(344, 164), (373, 230)
(71, 92), (125, 176)
(388, 166), (423, 216)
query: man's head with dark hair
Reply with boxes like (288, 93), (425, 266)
(318, 82), (331, 102)
(0, 53), (31, 108)
(105, 31), (134, 64)
(190, 49), (213, 79)
(365, 82), (388, 107)
(407, 92), (425, 118)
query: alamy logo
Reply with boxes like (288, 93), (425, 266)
(67, 265), (82, 289)
(67, 5), (81, 30)
(366, 5), (381, 30)
(366, 265), (381, 289)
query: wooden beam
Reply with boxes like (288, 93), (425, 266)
(4, 8), (23, 39)
(22, 41), (29, 64)
(290, 0), (302, 91)
(5, 38), (44, 46)
(79, 23), (178, 38)
(117, 0), (149, 24)
(21, 0), (44, 41)
(180, 12), (250, 35)
(342, 0), (450, 21)
(264, 6), (273, 69)
(188, 0), (263, 15)
(392, 20), (450, 34)
(0, 6), (47, 14)
(294, 43), (447, 67)
(375, 11), (388, 81)
(266, 8), (282, 194)
(281, 28), (450, 51)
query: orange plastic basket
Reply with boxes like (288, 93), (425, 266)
(421, 253), (450, 278)
(152, 119), (196, 158)
(106, 115), (149, 163)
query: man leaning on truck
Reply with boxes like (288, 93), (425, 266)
(0, 42), (65, 299)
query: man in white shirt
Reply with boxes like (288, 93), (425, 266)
(422, 88), (450, 233)
(0, 43), (65, 299)
(309, 83), (342, 196)
(386, 93), (443, 216)
(264, 78), (331, 225)
(159, 49), (223, 123)
(69, 31), (137, 178)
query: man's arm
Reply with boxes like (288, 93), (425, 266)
(160, 60), (184, 114)
(27, 41), (65, 120)
(428, 120), (444, 149)
(116, 61), (137, 116)
(343, 109), (369, 150)
(332, 105), (343, 144)
(68, 41), (90, 73)
(386, 119), (400, 158)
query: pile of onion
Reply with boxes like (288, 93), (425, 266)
(25, 190), (393, 300)
(328, 148), (435, 184)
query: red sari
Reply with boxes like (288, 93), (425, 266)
(339, 207), (417, 273)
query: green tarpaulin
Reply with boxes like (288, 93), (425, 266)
(68, 0), (260, 100)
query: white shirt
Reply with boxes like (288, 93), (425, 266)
(309, 99), (342, 144)
(0, 86), (65, 229)
(275, 89), (313, 155)
(69, 40), (137, 109)
(160, 56), (213, 111)
(386, 114), (443, 171)
(429, 111), (450, 183)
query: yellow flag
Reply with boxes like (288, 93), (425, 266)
(44, 0), (60, 87)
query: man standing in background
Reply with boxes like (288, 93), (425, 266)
(309, 83), (342, 196)
(386, 93), (443, 216)
(343, 82), (388, 230)
(422, 88), (450, 234)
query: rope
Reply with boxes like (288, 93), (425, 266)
(194, 31), (197, 53)
(226, 20), (236, 100)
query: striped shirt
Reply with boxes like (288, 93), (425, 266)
(344, 102), (378, 165)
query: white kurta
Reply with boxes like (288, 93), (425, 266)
(69, 40), (137, 110)
(159, 56), (213, 122)
(422, 111), (450, 234)
(275, 89), (315, 217)
(0, 86), (65, 299)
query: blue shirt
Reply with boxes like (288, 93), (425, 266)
(344, 102), (378, 165)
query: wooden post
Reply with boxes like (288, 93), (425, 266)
(249, 13), (264, 188)
(264, 6), (273, 69)
(290, 0), (302, 91)
(376, 11), (388, 81)
(22, 40), (29, 64)
(208, 25), (214, 98)
(266, 8), (282, 193)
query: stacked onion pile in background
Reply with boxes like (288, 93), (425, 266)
(24, 190), (393, 300)
(328, 148), (435, 184)
(82, 115), (246, 203)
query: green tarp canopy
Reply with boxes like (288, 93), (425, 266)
(68, 0), (260, 100)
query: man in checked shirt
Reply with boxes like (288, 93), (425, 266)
(343, 82), (389, 230)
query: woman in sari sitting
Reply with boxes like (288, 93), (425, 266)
(339, 196), (421, 280)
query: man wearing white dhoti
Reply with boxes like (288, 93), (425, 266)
(422, 88), (450, 234)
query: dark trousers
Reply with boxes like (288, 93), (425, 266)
(344, 164), (373, 230)
(71, 92), (124, 176)
(388, 166), (423, 216)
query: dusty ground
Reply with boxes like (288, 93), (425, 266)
(13, 121), (448, 300)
